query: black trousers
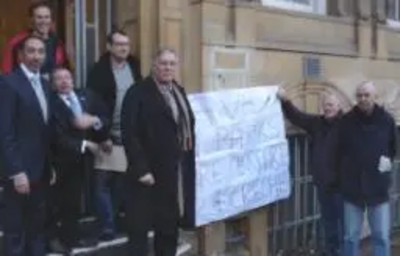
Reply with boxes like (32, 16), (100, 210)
(126, 183), (179, 256)
(46, 163), (83, 245)
(3, 180), (46, 256)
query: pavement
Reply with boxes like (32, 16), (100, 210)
(0, 230), (400, 255)
(364, 234), (400, 255)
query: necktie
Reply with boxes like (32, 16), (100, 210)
(66, 93), (82, 116)
(31, 76), (48, 121)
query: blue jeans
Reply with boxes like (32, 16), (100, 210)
(316, 187), (343, 256)
(343, 201), (391, 256)
(95, 171), (125, 234)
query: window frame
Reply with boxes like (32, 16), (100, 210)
(387, 0), (400, 28)
(261, 0), (326, 15)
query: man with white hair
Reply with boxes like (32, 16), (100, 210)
(121, 49), (195, 256)
(334, 81), (397, 256)
(278, 89), (344, 256)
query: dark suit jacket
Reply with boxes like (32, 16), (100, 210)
(0, 68), (54, 182)
(52, 89), (109, 167)
(86, 53), (142, 134)
(121, 76), (196, 228)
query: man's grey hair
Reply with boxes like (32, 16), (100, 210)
(152, 48), (178, 65)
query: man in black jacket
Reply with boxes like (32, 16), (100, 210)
(336, 82), (396, 256)
(278, 88), (343, 256)
(48, 67), (110, 253)
(121, 49), (196, 256)
(86, 30), (142, 239)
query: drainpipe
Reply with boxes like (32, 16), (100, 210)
(74, 0), (82, 88)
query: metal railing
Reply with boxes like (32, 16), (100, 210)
(265, 133), (400, 254)
(1, 133), (399, 255)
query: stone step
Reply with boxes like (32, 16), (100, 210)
(0, 231), (193, 256)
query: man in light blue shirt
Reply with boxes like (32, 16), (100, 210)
(47, 67), (110, 253)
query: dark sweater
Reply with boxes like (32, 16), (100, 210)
(281, 100), (341, 189)
(336, 105), (397, 207)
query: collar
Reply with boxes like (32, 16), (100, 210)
(111, 58), (128, 70)
(153, 76), (174, 91)
(20, 63), (40, 81)
(353, 104), (383, 122)
(355, 104), (377, 116)
(59, 90), (76, 101)
(59, 93), (68, 101)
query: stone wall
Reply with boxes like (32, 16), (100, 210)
(113, 0), (400, 242)
(199, 0), (400, 122)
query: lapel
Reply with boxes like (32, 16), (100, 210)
(14, 68), (46, 124)
(146, 77), (176, 124)
(56, 90), (87, 116)
(127, 55), (140, 82)
(105, 54), (118, 97)
(55, 93), (73, 119)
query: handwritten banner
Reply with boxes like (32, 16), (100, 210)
(189, 86), (291, 226)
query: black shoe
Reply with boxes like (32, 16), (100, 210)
(68, 238), (98, 249)
(98, 230), (116, 241)
(47, 238), (72, 255)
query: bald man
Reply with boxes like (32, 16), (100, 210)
(278, 89), (344, 256)
(334, 82), (397, 256)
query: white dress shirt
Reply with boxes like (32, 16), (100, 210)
(20, 64), (48, 121)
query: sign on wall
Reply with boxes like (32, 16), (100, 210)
(188, 86), (291, 226)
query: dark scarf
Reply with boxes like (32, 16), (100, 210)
(172, 84), (193, 151)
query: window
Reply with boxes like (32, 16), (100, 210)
(387, 0), (400, 27)
(261, 0), (326, 14)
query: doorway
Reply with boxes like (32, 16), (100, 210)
(0, 0), (66, 73)
(69, 0), (114, 87)
(0, 0), (35, 69)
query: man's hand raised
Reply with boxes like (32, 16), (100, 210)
(277, 87), (289, 102)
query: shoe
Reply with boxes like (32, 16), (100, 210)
(98, 230), (116, 241)
(47, 238), (71, 255)
(70, 238), (98, 248)
(177, 239), (192, 255)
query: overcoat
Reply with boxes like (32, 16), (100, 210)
(121, 76), (196, 231)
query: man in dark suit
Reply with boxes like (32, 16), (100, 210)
(121, 48), (196, 256)
(86, 29), (142, 239)
(0, 35), (54, 256)
(47, 67), (110, 253)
